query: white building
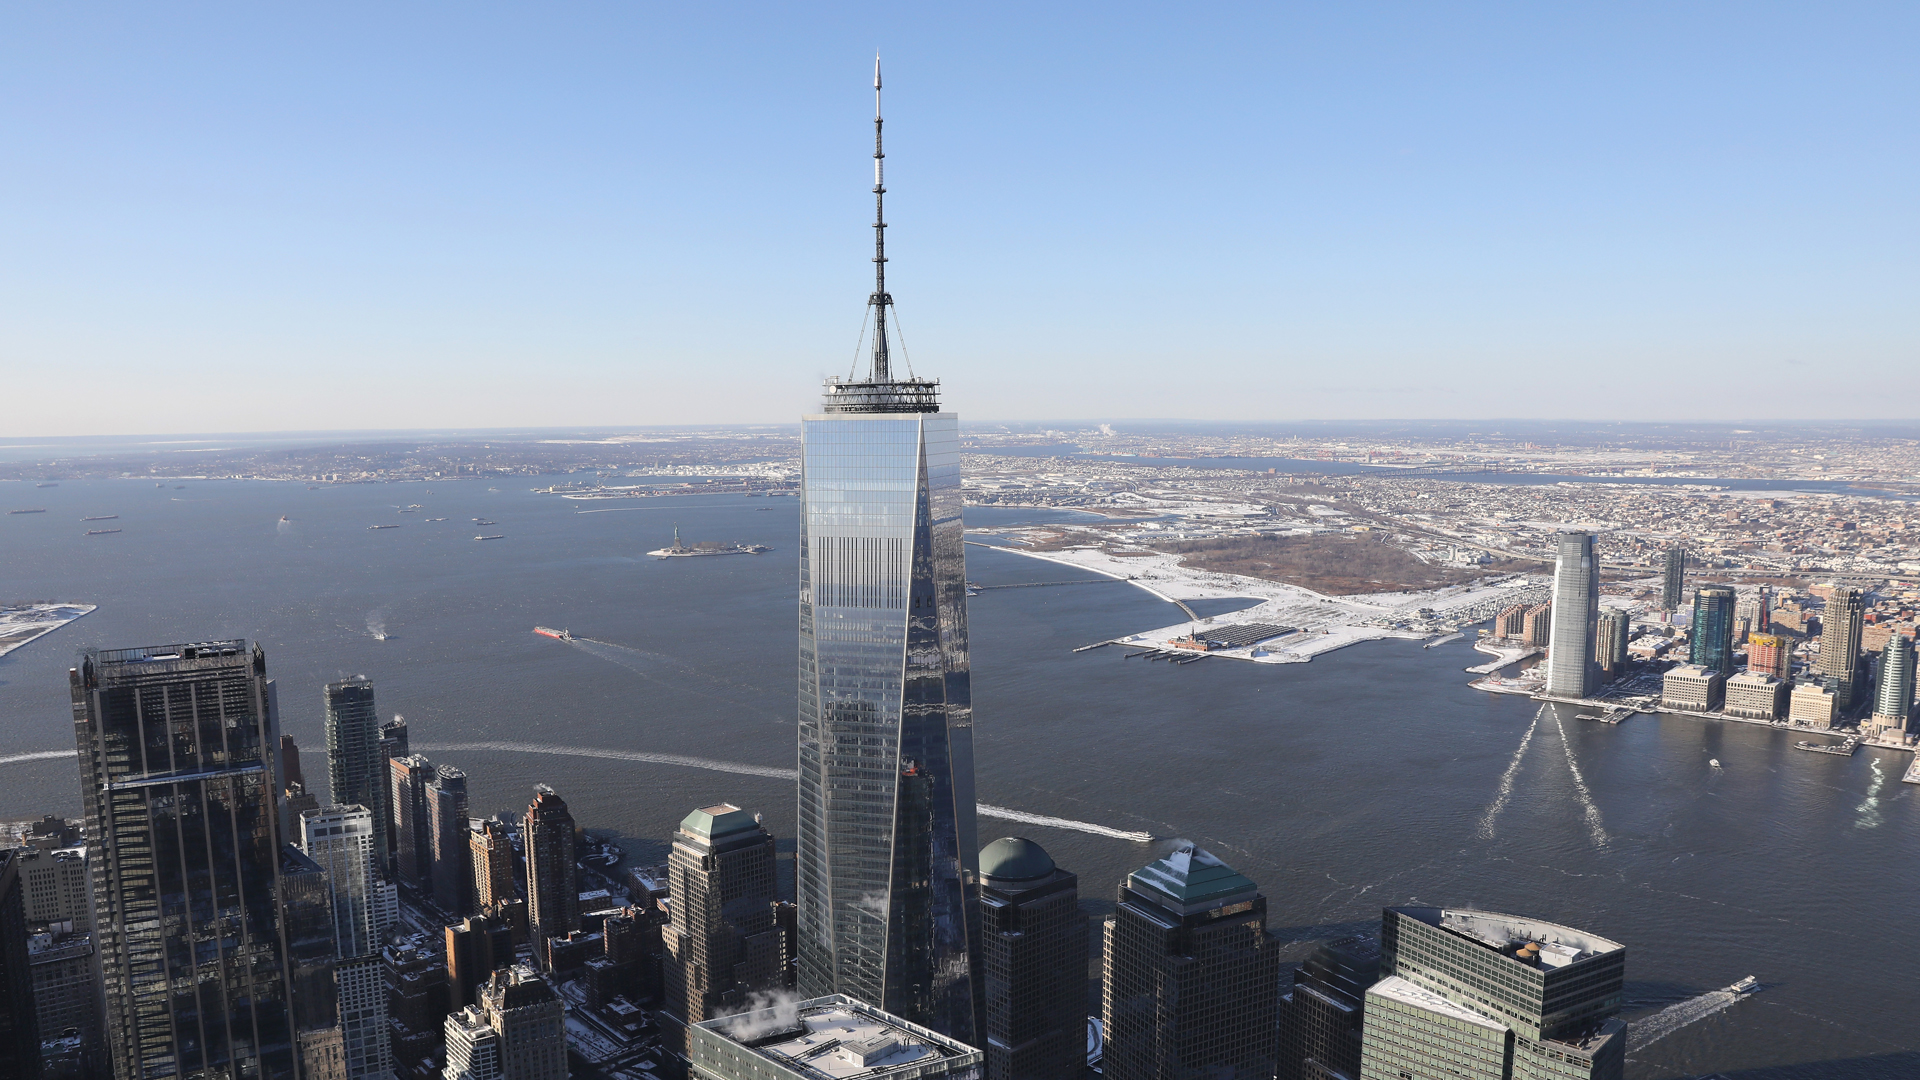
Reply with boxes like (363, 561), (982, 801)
(1724, 673), (1786, 720)
(442, 965), (565, 1080)
(300, 805), (397, 1080)
(1662, 665), (1725, 712)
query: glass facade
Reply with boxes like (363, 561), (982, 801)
(70, 641), (297, 1080)
(1689, 586), (1736, 676)
(322, 678), (389, 874)
(1546, 534), (1599, 698)
(795, 407), (981, 1042)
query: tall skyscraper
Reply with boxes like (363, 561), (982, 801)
(70, 641), (297, 1080)
(794, 61), (981, 1043)
(326, 677), (392, 873)
(392, 754), (437, 890)
(663, 805), (783, 1050)
(1818, 588), (1867, 710)
(523, 788), (579, 960)
(298, 806), (397, 1080)
(1869, 634), (1915, 739)
(1276, 934), (1379, 1080)
(1546, 532), (1600, 698)
(428, 768), (473, 916)
(1360, 907), (1626, 1080)
(1689, 585), (1737, 676)
(281, 845), (346, 1080)
(1102, 845), (1279, 1080)
(1661, 545), (1686, 611)
(1595, 608), (1630, 681)
(471, 820), (516, 914)
(976, 838), (1084, 1080)
(0, 851), (42, 1080)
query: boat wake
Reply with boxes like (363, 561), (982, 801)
(0, 750), (71, 767)
(415, 740), (1153, 841)
(561, 636), (760, 707)
(1556, 714), (1610, 848)
(1626, 977), (1760, 1055)
(1478, 707), (1542, 840)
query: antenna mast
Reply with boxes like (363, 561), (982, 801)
(869, 54), (891, 382)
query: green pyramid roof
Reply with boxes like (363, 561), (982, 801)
(680, 803), (758, 840)
(1129, 845), (1257, 909)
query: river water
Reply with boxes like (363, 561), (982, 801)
(1, 477), (1914, 1079)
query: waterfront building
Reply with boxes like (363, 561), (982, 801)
(1358, 907), (1625, 1080)
(70, 641), (297, 1080)
(1494, 604), (1528, 641)
(1661, 546), (1686, 611)
(299, 806), (396, 1080)
(1661, 665), (1725, 712)
(1817, 588), (1867, 709)
(1102, 845), (1279, 1080)
(976, 838), (1084, 1080)
(471, 819), (517, 913)
(1868, 634), (1915, 739)
(1746, 633), (1792, 681)
(687, 994), (982, 1080)
(13, 847), (89, 932)
(794, 62), (981, 1042)
(1789, 681), (1837, 728)
(1546, 533), (1600, 698)
(0, 851), (41, 1080)
(523, 787), (579, 962)
(392, 754), (438, 890)
(664, 804), (783, 1051)
(428, 768), (473, 916)
(1689, 585), (1737, 676)
(327, 676), (393, 874)
(1277, 934), (1379, 1080)
(447, 916), (514, 1011)
(1521, 604), (1552, 648)
(1724, 673), (1786, 721)
(1595, 609), (1630, 681)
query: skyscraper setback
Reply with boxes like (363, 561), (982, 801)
(793, 59), (981, 1041)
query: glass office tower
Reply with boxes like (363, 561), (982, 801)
(1689, 585), (1737, 676)
(1546, 533), (1600, 699)
(794, 60), (980, 1043)
(70, 641), (297, 1080)
(323, 677), (389, 874)
(1661, 546), (1686, 611)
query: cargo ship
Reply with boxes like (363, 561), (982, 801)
(475, 534), (504, 541)
(84, 515), (119, 522)
(86, 528), (123, 536)
(534, 627), (572, 641)
(9, 509), (46, 515)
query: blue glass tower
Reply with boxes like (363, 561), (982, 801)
(1690, 585), (1737, 676)
(794, 59), (980, 1043)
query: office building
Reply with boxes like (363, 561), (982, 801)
(592, 905), (665, 1009)
(1595, 609), (1630, 681)
(428, 768), (473, 916)
(795, 65), (981, 1042)
(28, 924), (99, 1080)
(70, 641), (297, 1080)
(0, 851), (41, 1080)
(523, 787), (579, 961)
(1546, 533), (1600, 698)
(1817, 587), (1867, 710)
(448, 916), (515, 1011)
(448, 966), (564, 1080)
(1359, 907), (1626, 1080)
(664, 805), (783, 1050)
(1689, 585), (1737, 676)
(1661, 546), (1686, 611)
(1789, 681), (1837, 728)
(1868, 634), (1915, 739)
(384, 932), (451, 1080)
(1724, 673), (1786, 721)
(688, 995), (982, 1080)
(1661, 665), (1725, 712)
(297, 807), (395, 1080)
(1102, 845), (1279, 1080)
(471, 820), (516, 914)
(326, 677), (393, 874)
(1747, 633), (1792, 681)
(441, 1006), (499, 1080)
(13, 847), (89, 933)
(976, 838), (1083, 1080)
(392, 755), (438, 890)
(379, 721), (410, 870)
(1521, 605), (1552, 649)
(1277, 934), (1379, 1080)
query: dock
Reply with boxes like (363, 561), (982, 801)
(1903, 757), (1920, 786)
(1795, 737), (1859, 757)
(1575, 707), (1636, 725)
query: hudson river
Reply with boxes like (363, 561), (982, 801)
(2, 477), (1914, 1079)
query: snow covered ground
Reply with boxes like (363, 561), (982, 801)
(0, 603), (95, 659)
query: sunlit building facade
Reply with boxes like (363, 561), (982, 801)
(1546, 533), (1599, 698)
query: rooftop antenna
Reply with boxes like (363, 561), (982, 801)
(869, 52), (891, 382)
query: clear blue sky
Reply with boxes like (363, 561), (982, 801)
(4, 3), (1914, 435)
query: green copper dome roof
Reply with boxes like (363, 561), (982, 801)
(979, 837), (1056, 882)
(679, 803), (758, 840)
(1129, 845), (1257, 909)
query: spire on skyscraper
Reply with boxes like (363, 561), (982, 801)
(870, 53), (892, 383)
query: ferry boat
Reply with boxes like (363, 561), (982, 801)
(534, 627), (572, 641)
(475, 534), (505, 541)
(1709, 759), (1722, 769)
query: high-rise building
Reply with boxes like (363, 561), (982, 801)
(1359, 907), (1626, 1080)
(392, 754), (438, 890)
(70, 641), (297, 1080)
(1661, 545), (1687, 611)
(327, 677), (393, 874)
(1102, 845), (1279, 1080)
(447, 917), (514, 1011)
(664, 805), (783, 1050)
(281, 847), (346, 1080)
(471, 820), (516, 914)
(1689, 585), (1737, 676)
(794, 62), (981, 1043)
(383, 932), (451, 1080)
(428, 768), (473, 916)
(1595, 609), (1630, 681)
(1734, 588), (1770, 644)
(379, 720), (410, 871)
(0, 851), (42, 1080)
(1494, 604), (1528, 641)
(1869, 634), (1915, 739)
(1277, 934), (1379, 1080)
(976, 838), (1083, 1080)
(299, 806), (397, 1080)
(687, 995), (982, 1080)
(1546, 533), (1600, 698)
(523, 788), (578, 961)
(1521, 604), (1552, 648)
(1818, 588), (1867, 710)
(28, 923), (100, 1080)
(283, 733), (308, 788)
(451, 966), (564, 1080)
(1747, 633), (1792, 681)
(12, 847), (90, 932)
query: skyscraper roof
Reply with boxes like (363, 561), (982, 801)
(1129, 845), (1257, 910)
(680, 803), (758, 840)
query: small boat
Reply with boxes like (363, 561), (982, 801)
(1709, 759), (1722, 769)
(279, 515), (290, 523)
(369, 524), (401, 530)
(474, 534), (504, 541)
(86, 528), (123, 536)
(36, 483), (58, 488)
(534, 627), (572, 641)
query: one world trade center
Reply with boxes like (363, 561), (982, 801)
(794, 59), (981, 1043)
